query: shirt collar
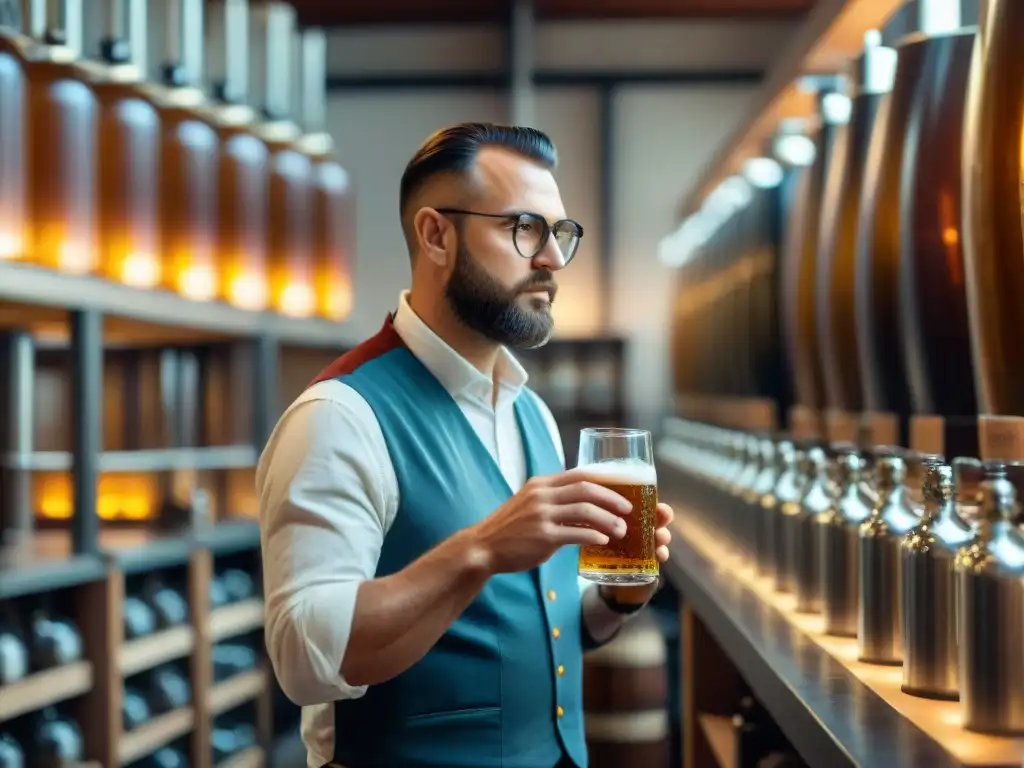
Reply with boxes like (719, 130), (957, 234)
(391, 290), (529, 406)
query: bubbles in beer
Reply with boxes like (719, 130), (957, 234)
(577, 459), (659, 585)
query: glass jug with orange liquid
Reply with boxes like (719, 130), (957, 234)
(82, 0), (162, 288)
(293, 27), (355, 322)
(22, 0), (99, 274)
(0, 1), (30, 262)
(252, 3), (315, 318)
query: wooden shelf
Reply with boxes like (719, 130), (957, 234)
(210, 599), (265, 642)
(0, 661), (93, 723)
(119, 705), (196, 765)
(120, 626), (196, 676)
(215, 746), (265, 768)
(677, 0), (905, 218)
(209, 669), (267, 716)
(0, 260), (354, 349)
(699, 714), (735, 767)
(0, 524), (275, 768)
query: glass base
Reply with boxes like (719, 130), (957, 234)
(578, 570), (658, 586)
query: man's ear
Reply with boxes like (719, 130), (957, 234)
(412, 208), (451, 267)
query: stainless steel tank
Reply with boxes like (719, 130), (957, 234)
(786, 446), (830, 612)
(956, 467), (1024, 735)
(819, 450), (872, 637)
(764, 439), (799, 592)
(858, 454), (920, 664)
(773, 443), (806, 594)
(901, 460), (972, 699)
(751, 437), (777, 579)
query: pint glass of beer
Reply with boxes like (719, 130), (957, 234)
(576, 427), (658, 585)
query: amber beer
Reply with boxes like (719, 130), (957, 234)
(576, 427), (659, 585)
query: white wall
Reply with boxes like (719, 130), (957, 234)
(325, 20), (791, 426)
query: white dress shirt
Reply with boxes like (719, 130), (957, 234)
(257, 291), (629, 767)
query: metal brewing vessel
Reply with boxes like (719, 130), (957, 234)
(735, 436), (763, 560)
(858, 455), (920, 664)
(819, 451), (871, 637)
(956, 469), (1024, 735)
(751, 437), (777, 578)
(772, 443), (805, 594)
(786, 446), (829, 613)
(901, 461), (972, 699)
(763, 439), (798, 591)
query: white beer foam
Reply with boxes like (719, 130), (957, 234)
(578, 458), (657, 485)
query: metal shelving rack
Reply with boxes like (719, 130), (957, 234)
(0, 258), (357, 767)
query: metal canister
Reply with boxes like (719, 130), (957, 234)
(752, 437), (777, 578)
(819, 451), (871, 637)
(785, 447), (829, 613)
(763, 439), (798, 592)
(771, 442), (804, 594)
(956, 469), (1024, 735)
(901, 461), (973, 699)
(858, 455), (920, 664)
(737, 436), (767, 565)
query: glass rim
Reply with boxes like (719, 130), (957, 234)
(580, 427), (651, 438)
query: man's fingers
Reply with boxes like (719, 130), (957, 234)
(549, 481), (632, 515)
(553, 525), (611, 548)
(550, 503), (627, 539)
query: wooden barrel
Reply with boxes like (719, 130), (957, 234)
(583, 614), (672, 768)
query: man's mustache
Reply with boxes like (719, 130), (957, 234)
(517, 272), (558, 300)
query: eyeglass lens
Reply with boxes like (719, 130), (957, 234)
(513, 213), (581, 264)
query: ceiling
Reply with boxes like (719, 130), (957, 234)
(289, 0), (815, 27)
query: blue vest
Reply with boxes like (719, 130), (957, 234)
(332, 346), (588, 768)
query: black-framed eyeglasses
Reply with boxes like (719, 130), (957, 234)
(435, 208), (584, 266)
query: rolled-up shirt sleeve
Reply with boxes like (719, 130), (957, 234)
(257, 385), (396, 707)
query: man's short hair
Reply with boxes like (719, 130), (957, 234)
(399, 122), (558, 220)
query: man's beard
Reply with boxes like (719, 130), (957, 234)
(444, 242), (556, 349)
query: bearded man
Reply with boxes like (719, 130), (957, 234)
(257, 122), (675, 768)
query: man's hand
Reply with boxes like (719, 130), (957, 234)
(463, 468), (633, 575)
(599, 501), (675, 606)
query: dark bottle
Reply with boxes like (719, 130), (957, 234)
(962, 0), (1024, 422)
(899, 2), (979, 420)
(254, 3), (315, 318)
(816, 32), (897, 417)
(0, 0), (29, 261)
(294, 27), (356, 322)
(23, 0), (99, 274)
(855, 7), (949, 424)
(208, 0), (270, 311)
(746, 160), (796, 415)
(87, 0), (161, 288)
(779, 89), (847, 427)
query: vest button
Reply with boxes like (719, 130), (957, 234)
(556, 705), (564, 718)
(552, 627), (560, 639)
(548, 589), (557, 601)
(557, 664), (565, 676)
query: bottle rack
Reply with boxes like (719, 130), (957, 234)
(0, 524), (284, 768)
